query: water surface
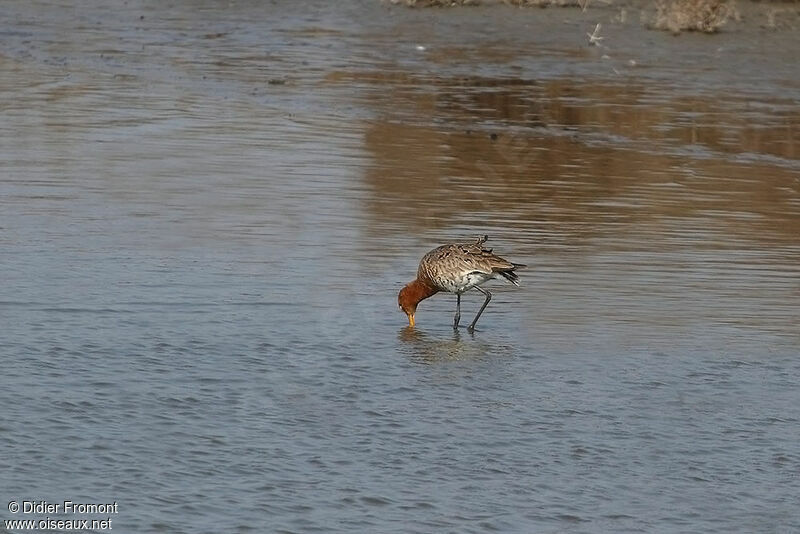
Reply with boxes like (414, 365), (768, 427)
(1, 1), (799, 532)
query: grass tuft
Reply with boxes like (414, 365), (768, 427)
(388, 0), (481, 6)
(649, 0), (739, 33)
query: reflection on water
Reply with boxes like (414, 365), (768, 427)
(398, 326), (493, 363)
(329, 71), (800, 161)
(353, 71), (799, 239)
(363, 116), (800, 242)
(1, 0), (799, 533)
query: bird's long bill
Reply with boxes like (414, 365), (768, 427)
(408, 314), (415, 327)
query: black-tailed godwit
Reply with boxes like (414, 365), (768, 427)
(398, 236), (525, 332)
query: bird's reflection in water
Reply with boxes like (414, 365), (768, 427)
(398, 326), (493, 364)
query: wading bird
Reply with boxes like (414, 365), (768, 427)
(398, 236), (525, 332)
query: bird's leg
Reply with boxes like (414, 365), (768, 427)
(453, 293), (461, 330)
(467, 287), (492, 333)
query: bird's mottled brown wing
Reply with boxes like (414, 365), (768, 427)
(417, 236), (522, 289)
(458, 237), (517, 272)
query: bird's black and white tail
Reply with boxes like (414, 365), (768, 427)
(498, 263), (526, 286)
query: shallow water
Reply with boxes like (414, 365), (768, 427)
(2, 1), (799, 532)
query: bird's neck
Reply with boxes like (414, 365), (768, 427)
(405, 278), (439, 305)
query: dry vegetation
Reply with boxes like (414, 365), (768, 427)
(388, 0), (798, 34)
(388, 0), (479, 5)
(503, 0), (587, 6)
(388, 0), (590, 5)
(388, 0), (586, 5)
(649, 0), (739, 32)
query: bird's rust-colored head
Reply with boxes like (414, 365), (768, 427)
(398, 279), (438, 327)
(398, 285), (418, 327)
